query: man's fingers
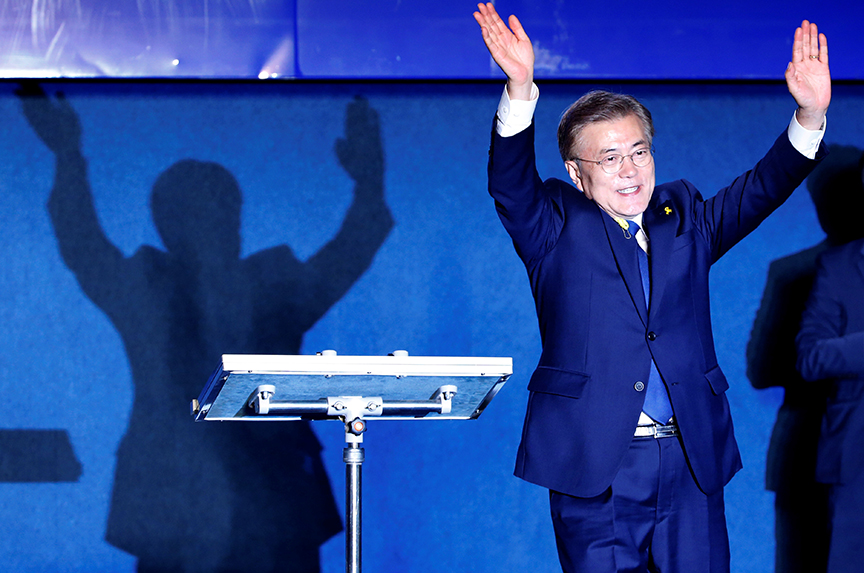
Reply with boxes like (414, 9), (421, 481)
(509, 14), (529, 42)
(819, 32), (829, 65)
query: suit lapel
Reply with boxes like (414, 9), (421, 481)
(642, 199), (676, 320)
(601, 211), (648, 324)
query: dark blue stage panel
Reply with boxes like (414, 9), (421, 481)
(298, 0), (846, 80)
(295, 0), (488, 78)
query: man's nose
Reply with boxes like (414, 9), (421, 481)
(619, 155), (639, 176)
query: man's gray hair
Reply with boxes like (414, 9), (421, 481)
(557, 90), (655, 162)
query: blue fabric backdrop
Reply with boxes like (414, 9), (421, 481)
(0, 80), (862, 572)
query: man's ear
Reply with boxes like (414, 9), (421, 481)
(565, 160), (583, 191)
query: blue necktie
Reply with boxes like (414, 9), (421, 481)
(628, 220), (674, 424)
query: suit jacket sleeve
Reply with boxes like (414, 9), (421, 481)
(695, 131), (828, 264)
(487, 120), (568, 268)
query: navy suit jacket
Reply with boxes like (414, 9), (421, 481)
(797, 238), (864, 485)
(489, 120), (825, 498)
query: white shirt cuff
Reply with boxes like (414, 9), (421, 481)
(496, 83), (540, 137)
(788, 111), (826, 160)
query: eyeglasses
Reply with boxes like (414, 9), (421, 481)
(572, 147), (654, 175)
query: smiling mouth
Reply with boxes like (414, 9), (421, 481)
(617, 186), (639, 195)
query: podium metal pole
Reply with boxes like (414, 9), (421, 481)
(344, 438), (364, 573)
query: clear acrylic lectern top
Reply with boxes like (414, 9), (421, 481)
(192, 352), (512, 422)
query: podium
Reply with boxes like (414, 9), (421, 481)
(192, 351), (511, 573)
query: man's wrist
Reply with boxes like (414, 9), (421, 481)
(795, 108), (827, 132)
(506, 78), (535, 102)
(788, 110), (825, 159)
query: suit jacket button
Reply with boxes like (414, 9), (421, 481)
(647, 331), (657, 341)
(634, 381), (645, 392)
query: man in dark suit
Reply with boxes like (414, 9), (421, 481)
(473, 4), (831, 572)
(797, 208), (864, 573)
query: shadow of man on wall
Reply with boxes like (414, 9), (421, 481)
(19, 84), (394, 572)
(747, 144), (864, 573)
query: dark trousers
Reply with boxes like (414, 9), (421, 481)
(549, 435), (729, 573)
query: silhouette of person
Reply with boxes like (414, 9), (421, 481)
(19, 84), (394, 572)
(795, 152), (864, 573)
(747, 145), (864, 573)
